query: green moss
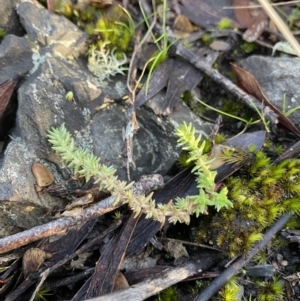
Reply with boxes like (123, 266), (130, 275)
(256, 277), (284, 301)
(253, 250), (268, 265)
(240, 42), (256, 54)
(91, 6), (134, 54)
(288, 4), (300, 29)
(34, 286), (52, 301)
(218, 277), (243, 301)
(286, 215), (300, 229)
(154, 286), (178, 301)
(53, 1), (134, 55)
(220, 98), (253, 122)
(201, 33), (213, 45)
(195, 144), (300, 257)
(181, 91), (206, 116)
(0, 28), (5, 39)
(55, 0), (73, 18)
(212, 62), (220, 70)
(214, 133), (227, 145)
(177, 151), (192, 168)
(217, 18), (232, 29)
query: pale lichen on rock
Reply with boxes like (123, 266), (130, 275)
(87, 42), (128, 85)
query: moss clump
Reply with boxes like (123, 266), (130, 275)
(53, 1), (134, 58)
(220, 98), (254, 123)
(201, 33), (213, 45)
(256, 277), (284, 301)
(240, 42), (256, 54)
(218, 277), (243, 301)
(91, 5), (134, 55)
(217, 18), (232, 29)
(0, 28), (5, 39)
(196, 146), (300, 257)
(154, 286), (178, 301)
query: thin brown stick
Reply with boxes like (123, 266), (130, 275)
(0, 195), (119, 254)
(195, 213), (292, 301)
(0, 175), (163, 254)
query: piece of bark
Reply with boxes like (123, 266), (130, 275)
(84, 260), (208, 301)
(0, 76), (19, 121)
(84, 214), (140, 298)
(126, 167), (197, 256)
(5, 221), (122, 301)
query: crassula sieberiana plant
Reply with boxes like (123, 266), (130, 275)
(47, 122), (232, 224)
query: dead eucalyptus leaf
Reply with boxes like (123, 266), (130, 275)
(173, 14), (194, 33)
(232, 0), (254, 27)
(231, 63), (300, 135)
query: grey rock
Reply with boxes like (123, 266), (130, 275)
(245, 264), (276, 278)
(239, 56), (300, 128)
(17, 1), (88, 59)
(0, 34), (33, 83)
(0, 0), (24, 37)
(0, 1), (210, 236)
(145, 90), (212, 137)
(0, 138), (60, 234)
(91, 103), (180, 181)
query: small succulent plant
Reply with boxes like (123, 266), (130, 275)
(47, 122), (232, 224)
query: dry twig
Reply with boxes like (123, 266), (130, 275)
(0, 176), (163, 254)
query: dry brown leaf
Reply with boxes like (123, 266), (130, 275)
(173, 14), (195, 33)
(23, 248), (52, 279)
(232, 0), (254, 27)
(112, 271), (129, 292)
(32, 162), (55, 188)
(231, 63), (300, 135)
